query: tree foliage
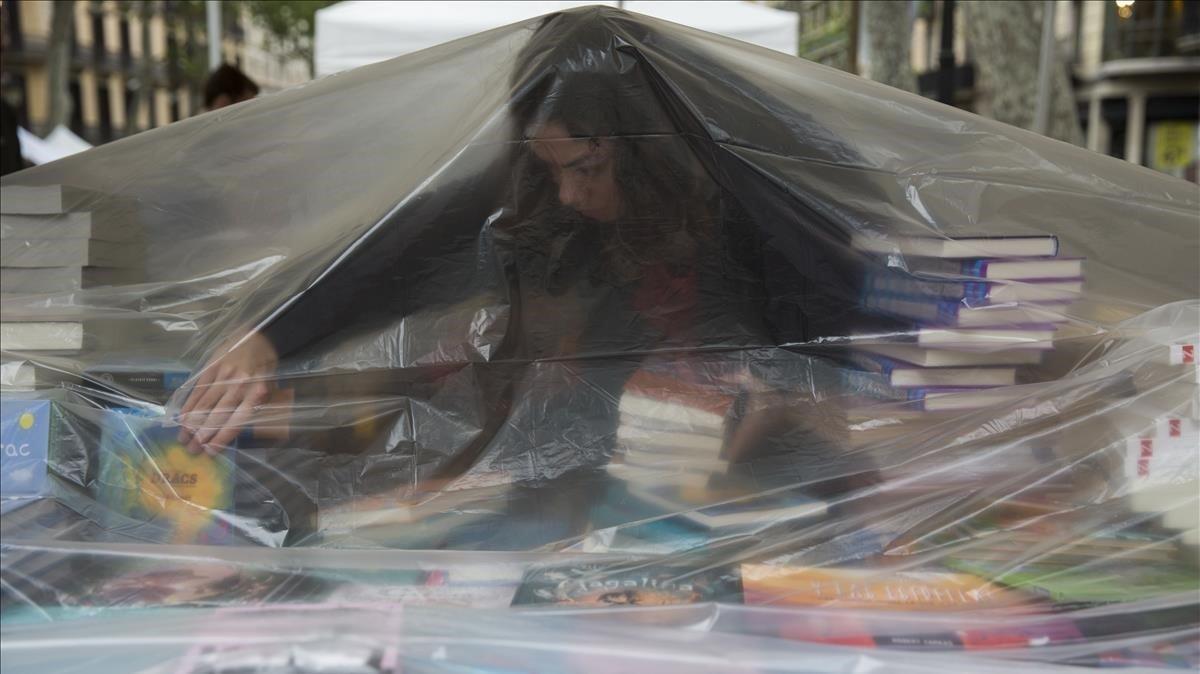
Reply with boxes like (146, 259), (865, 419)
(241, 1), (338, 73)
(130, 0), (336, 76)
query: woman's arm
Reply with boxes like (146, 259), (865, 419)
(176, 191), (512, 452)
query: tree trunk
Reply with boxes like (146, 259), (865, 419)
(962, 1), (1082, 145)
(46, 1), (75, 132)
(862, 1), (916, 93)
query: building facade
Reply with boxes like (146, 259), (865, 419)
(1, 1), (309, 146)
(785, 0), (1199, 182)
(1073, 0), (1199, 181)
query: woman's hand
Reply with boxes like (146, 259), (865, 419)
(176, 331), (279, 455)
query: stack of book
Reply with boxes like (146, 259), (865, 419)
(1122, 342), (1199, 551)
(846, 234), (1084, 422)
(606, 362), (743, 489)
(0, 184), (142, 353)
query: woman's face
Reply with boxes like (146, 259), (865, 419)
(530, 121), (622, 222)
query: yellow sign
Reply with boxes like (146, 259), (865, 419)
(1152, 121), (1197, 171)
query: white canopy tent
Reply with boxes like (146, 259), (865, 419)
(314, 1), (798, 77)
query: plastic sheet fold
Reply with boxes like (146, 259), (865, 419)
(1, 7), (1197, 672)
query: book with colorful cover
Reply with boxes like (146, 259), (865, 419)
(3, 554), (314, 614)
(944, 557), (1200, 604)
(864, 272), (1084, 304)
(740, 564), (1035, 611)
(511, 558), (742, 607)
(96, 408), (237, 544)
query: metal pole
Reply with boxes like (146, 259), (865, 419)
(936, 0), (956, 105)
(206, 0), (222, 69)
(1033, 0), (1057, 136)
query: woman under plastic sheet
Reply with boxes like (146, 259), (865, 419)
(173, 13), (857, 502)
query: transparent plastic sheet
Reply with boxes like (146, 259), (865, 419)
(1, 6), (1198, 672)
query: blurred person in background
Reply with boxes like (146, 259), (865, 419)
(204, 64), (260, 111)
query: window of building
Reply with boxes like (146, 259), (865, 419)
(92, 6), (107, 64)
(97, 82), (113, 142)
(124, 85), (140, 133)
(69, 80), (85, 137)
(1101, 97), (1128, 160)
(120, 16), (133, 66)
(1105, 0), (1188, 60)
(167, 31), (180, 85)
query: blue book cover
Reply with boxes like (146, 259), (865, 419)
(0, 399), (51, 500)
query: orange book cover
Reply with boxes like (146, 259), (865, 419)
(741, 565), (1032, 611)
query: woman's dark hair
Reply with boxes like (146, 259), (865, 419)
(507, 11), (719, 282)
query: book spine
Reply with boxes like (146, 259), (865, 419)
(962, 281), (990, 302)
(865, 272), (967, 300)
(839, 368), (909, 402)
(962, 259), (988, 278)
(1169, 343), (1196, 365)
